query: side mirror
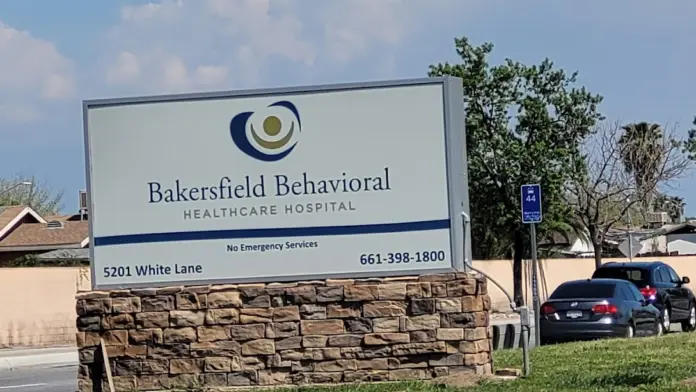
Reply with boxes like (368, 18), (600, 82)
(683, 276), (691, 284)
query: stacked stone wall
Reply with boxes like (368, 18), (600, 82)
(75, 273), (493, 391)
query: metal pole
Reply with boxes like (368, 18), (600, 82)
(627, 210), (633, 262)
(530, 223), (541, 348)
(464, 212), (531, 375)
(462, 212), (536, 377)
(520, 324), (531, 377)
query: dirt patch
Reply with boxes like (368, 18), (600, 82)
(495, 368), (521, 377)
(680, 377), (696, 386)
(432, 367), (522, 388)
(432, 372), (485, 388)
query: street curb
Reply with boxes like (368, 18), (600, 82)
(0, 350), (77, 371)
(491, 321), (537, 350)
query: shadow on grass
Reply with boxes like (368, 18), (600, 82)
(584, 368), (664, 387)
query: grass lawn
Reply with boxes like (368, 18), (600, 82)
(279, 333), (696, 392)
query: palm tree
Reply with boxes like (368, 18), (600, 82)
(619, 122), (665, 214)
(652, 193), (669, 211)
(665, 196), (686, 223)
(651, 193), (686, 223)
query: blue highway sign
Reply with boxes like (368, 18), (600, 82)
(521, 184), (543, 224)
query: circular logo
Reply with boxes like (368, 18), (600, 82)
(229, 100), (302, 162)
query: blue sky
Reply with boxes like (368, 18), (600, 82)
(1, 0), (695, 215)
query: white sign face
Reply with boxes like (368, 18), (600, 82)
(84, 78), (468, 289)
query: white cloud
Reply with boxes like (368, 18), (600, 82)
(106, 51), (141, 84)
(42, 74), (75, 100)
(162, 56), (188, 91)
(320, 0), (412, 63)
(194, 65), (228, 86)
(0, 21), (76, 123)
(100, 0), (453, 94)
(204, 0), (316, 66)
(105, 50), (229, 93)
(121, 0), (184, 24)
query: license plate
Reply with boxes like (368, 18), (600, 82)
(566, 310), (583, 319)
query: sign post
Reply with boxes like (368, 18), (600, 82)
(618, 235), (642, 260)
(521, 184), (542, 348)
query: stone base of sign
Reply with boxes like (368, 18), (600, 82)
(75, 273), (493, 392)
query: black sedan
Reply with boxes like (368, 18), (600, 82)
(592, 261), (696, 333)
(539, 278), (662, 345)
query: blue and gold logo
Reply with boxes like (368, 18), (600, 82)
(230, 101), (301, 162)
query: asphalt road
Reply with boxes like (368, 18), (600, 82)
(0, 365), (76, 392)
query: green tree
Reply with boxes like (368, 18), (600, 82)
(619, 122), (665, 214)
(0, 175), (63, 216)
(428, 37), (603, 306)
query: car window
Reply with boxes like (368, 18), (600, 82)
(667, 267), (680, 283)
(655, 267), (669, 283)
(617, 285), (632, 301)
(592, 267), (650, 287)
(653, 267), (662, 282)
(550, 282), (615, 299)
(626, 283), (645, 302)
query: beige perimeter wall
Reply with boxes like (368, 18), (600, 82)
(0, 267), (90, 347)
(475, 256), (696, 312)
(3, 256), (696, 348)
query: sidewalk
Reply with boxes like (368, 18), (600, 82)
(491, 312), (523, 325)
(0, 346), (77, 371)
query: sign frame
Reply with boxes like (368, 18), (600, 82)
(521, 184), (543, 224)
(618, 235), (642, 259)
(83, 77), (472, 289)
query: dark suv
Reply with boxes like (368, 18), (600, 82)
(592, 261), (696, 333)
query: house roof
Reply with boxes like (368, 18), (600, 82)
(659, 223), (696, 235)
(0, 220), (88, 251)
(43, 214), (70, 222)
(0, 205), (46, 240)
(45, 213), (88, 222)
(624, 223), (696, 242)
(0, 206), (27, 227)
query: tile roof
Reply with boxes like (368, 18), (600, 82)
(0, 220), (88, 248)
(0, 206), (28, 228)
(44, 213), (86, 222)
(43, 215), (70, 222)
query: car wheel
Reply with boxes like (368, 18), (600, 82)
(662, 307), (671, 333)
(655, 318), (664, 336)
(681, 304), (696, 332)
(626, 323), (635, 339)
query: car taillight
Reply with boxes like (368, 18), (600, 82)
(592, 303), (618, 315)
(540, 303), (556, 315)
(640, 286), (657, 298)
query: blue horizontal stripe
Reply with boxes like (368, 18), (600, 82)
(94, 219), (451, 247)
